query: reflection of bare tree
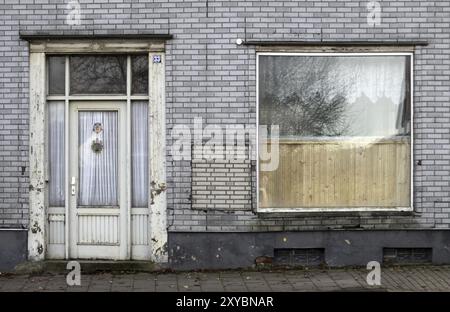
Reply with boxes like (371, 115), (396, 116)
(260, 57), (351, 137)
(266, 88), (349, 136)
(70, 55), (127, 94)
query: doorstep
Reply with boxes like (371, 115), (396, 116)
(14, 260), (165, 275)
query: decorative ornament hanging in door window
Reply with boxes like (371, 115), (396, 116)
(91, 122), (104, 153)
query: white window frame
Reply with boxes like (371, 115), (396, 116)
(256, 51), (414, 213)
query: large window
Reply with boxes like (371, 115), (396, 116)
(258, 53), (412, 211)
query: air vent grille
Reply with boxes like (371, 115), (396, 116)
(274, 248), (325, 266)
(383, 248), (432, 264)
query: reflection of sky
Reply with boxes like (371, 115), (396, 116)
(338, 56), (406, 104)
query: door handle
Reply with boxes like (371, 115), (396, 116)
(71, 176), (76, 196)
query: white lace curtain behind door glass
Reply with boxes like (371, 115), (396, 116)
(131, 102), (149, 207)
(48, 102), (65, 206)
(78, 111), (118, 206)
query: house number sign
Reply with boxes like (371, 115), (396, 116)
(152, 55), (161, 63)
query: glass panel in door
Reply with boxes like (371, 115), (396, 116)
(78, 111), (119, 206)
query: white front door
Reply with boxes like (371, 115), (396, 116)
(69, 101), (128, 259)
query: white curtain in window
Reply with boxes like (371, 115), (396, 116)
(131, 102), (149, 207)
(339, 56), (408, 137)
(78, 111), (118, 206)
(48, 101), (65, 206)
(259, 55), (409, 137)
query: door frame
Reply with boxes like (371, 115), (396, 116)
(27, 38), (168, 263)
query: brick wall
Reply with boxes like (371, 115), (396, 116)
(191, 158), (252, 211)
(1, 0), (449, 231)
(0, 2), (29, 228)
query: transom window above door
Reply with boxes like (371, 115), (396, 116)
(47, 54), (149, 96)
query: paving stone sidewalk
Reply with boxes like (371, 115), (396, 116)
(1, 266), (449, 292)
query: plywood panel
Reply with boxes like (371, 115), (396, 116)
(259, 138), (410, 208)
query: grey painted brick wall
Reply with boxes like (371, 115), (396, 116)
(192, 157), (252, 211)
(0, 0), (449, 232)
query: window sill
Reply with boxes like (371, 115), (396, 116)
(256, 207), (415, 218)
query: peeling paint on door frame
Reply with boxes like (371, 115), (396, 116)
(149, 52), (168, 263)
(29, 52), (47, 261)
